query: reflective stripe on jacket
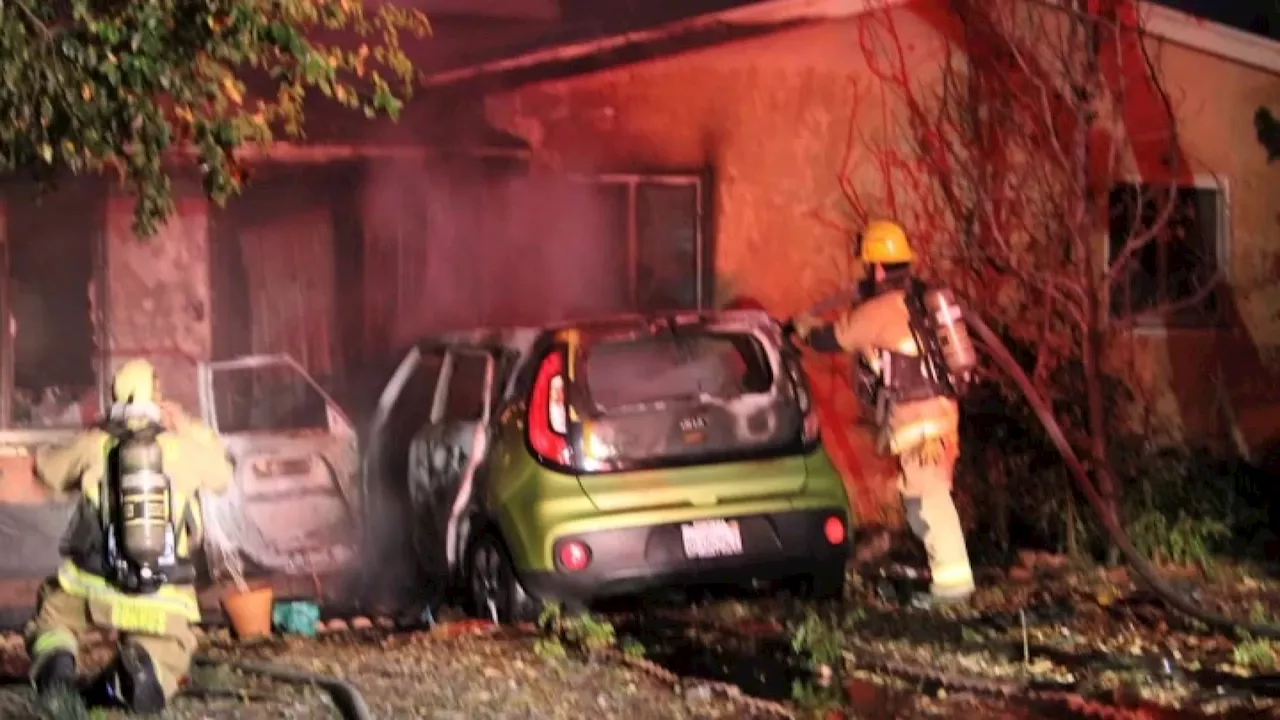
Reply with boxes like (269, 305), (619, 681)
(56, 560), (201, 623)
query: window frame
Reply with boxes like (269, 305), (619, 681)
(433, 346), (496, 425)
(569, 171), (712, 312)
(389, 347), (446, 430)
(1104, 173), (1231, 335)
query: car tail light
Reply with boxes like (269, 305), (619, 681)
(556, 539), (592, 572)
(529, 349), (573, 466)
(824, 515), (847, 546)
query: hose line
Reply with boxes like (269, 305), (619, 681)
(192, 653), (373, 720)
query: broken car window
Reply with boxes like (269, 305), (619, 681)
(584, 333), (772, 412)
(442, 352), (488, 422)
(212, 362), (329, 434)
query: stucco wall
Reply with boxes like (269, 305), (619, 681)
(486, 4), (1280, 514)
(486, 10), (956, 317)
(103, 197), (213, 416)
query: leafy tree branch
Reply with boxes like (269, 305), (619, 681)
(0, 0), (431, 236)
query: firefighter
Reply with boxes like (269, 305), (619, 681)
(791, 219), (978, 606)
(25, 359), (233, 714)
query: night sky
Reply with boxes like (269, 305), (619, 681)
(1155, 0), (1278, 40)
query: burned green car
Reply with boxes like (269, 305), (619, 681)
(367, 309), (852, 623)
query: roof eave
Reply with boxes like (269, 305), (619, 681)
(420, 0), (1280, 89)
(420, 0), (908, 88)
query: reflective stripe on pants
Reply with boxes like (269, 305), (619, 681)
(899, 443), (974, 599)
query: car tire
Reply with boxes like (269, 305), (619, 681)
(798, 566), (847, 602)
(466, 533), (539, 625)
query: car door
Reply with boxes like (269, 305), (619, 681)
(362, 344), (447, 603)
(408, 347), (496, 579)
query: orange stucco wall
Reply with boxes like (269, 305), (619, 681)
(485, 4), (1280, 516)
(1107, 38), (1280, 461)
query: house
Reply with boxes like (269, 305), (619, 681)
(0, 0), (1275, 539)
(416, 0), (1280, 517)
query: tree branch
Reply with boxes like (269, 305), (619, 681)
(11, 0), (54, 40)
(1109, 270), (1225, 332)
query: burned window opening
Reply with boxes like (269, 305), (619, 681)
(211, 162), (360, 390)
(1, 180), (100, 429)
(211, 362), (330, 435)
(1107, 181), (1224, 328)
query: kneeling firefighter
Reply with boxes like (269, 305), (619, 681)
(791, 219), (979, 605)
(26, 359), (233, 714)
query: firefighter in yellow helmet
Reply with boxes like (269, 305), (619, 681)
(791, 220), (979, 606)
(25, 359), (233, 714)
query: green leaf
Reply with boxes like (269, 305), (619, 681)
(0, 0), (430, 236)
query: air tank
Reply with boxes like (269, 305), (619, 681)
(922, 287), (977, 379)
(118, 429), (171, 571)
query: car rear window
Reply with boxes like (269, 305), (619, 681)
(583, 332), (773, 412)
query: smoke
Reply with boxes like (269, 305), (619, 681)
(354, 140), (629, 611)
(360, 153), (628, 350)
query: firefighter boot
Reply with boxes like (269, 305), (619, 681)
(33, 650), (86, 717)
(84, 641), (166, 715)
(33, 649), (77, 695)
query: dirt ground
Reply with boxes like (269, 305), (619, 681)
(1, 558), (1279, 720)
(1, 623), (763, 720)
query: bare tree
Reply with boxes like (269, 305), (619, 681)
(831, 0), (1224, 540)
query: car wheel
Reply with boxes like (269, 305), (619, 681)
(466, 534), (538, 624)
(795, 566), (847, 602)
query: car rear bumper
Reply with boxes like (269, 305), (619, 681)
(517, 508), (850, 605)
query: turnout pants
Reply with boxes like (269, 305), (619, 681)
(25, 578), (199, 700)
(898, 436), (975, 600)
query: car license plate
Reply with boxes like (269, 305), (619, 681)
(681, 519), (743, 559)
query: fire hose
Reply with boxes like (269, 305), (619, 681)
(192, 653), (373, 720)
(845, 650), (1153, 720)
(782, 294), (1280, 640)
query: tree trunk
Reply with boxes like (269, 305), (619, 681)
(1083, 321), (1121, 563)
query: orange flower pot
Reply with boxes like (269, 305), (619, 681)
(222, 585), (275, 640)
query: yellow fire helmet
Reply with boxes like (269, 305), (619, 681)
(859, 219), (915, 265)
(112, 358), (160, 405)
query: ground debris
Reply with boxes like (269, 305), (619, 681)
(2, 622), (764, 720)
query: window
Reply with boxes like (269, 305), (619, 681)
(441, 351), (490, 422)
(584, 332), (773, 412)
(0, 180), (100, 429)
(576, 174), (709, 313)
(210, 361), (330, 434)
(1107, 181), (1224, 327)
(389, 350), (443, 441)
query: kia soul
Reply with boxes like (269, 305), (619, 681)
(367, 309), (853, 623)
